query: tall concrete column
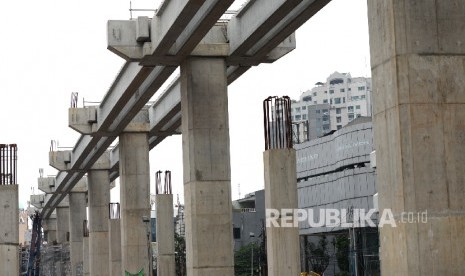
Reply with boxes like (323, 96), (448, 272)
(83, 234), (90, 276)
(0, 185), (19, 276)
(264, 149), (300, 276)
(109, 218), (122, 276)
(88, 169), (110, 276)
(180, 57), (234, 276)
(368, 1), (465, 274)
(156, 194), (175, 276)
(119, 132), (151, 275)
(56, 206), (70, 243)
(42, 218), (57, 243)
(69, 192), (87, 276)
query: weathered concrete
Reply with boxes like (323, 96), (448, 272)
(83, 236), (89, 276)
(0, 185), (19, 276)
(56, 206), (70, 243)
(119, 132), (151, 275)
(69, 192), (86, 276)
(181, 57), (234, 276)
(109, 219), (122, 276)
(88, 169), (110, 276)
(42, 218), (57, 243)
(367, 1), (465, 275)
(156, 194), (175, 276)
(264, 149), (300, 276)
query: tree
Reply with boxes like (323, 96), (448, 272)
(174, 233), (186, 276)
(306, 235), (330, 275)
(234, 243), (261, 276)
(334, 233), (350, 276)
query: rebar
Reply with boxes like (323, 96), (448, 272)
(155, 170), (172, 194)
(83, 220), (89, 237)
(0, 144), (17, 185)
(70, 92), (78, 108)
(263, 96), (293, 150)
(109, 202), (121, 219)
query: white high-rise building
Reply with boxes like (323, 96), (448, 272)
(291, 72), (372, 142)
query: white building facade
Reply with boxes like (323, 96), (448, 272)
(291, 72), (372, 141)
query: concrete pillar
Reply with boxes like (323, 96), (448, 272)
(180, 57), (234, 276)
(0, 185), (19, 276)
(83, 235), (90, 276)
(69, 192), (86, 276)
(264, 149), (300, 276)
(367, 1), (465, 274)
(43, 218), (57, 243)
(56, 206), (70, 243)
(88, 170), (110, 276)
(156, 194), (175, 276)
(119, 132), (151, 275)
(109, 219), (122, 276)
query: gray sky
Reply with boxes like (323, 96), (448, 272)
(0, 0), (371, 208)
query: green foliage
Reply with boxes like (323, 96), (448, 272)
(334, 233), (350, 274)
(306, 235), (330, 275)
(234, 243), (262, 276)
(174, 233), (186, 276)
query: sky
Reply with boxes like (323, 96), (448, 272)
(0, 0), (371, 208)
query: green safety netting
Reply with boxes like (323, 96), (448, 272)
(125, 268), (144, 276)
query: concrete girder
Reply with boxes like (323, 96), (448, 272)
(227, 0), (329, 62)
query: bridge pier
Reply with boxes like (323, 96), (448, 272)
(43, 218), (57, 243)
(0, 185), (19, 276)
(119, 131), (151, 275)
(88, 169), (110, 276)
(368, 1), (465, 274)
(156, 193), (176, 276)
(109, 218), (122, 276)
(69, 191), (87, 276)
(56, 204), (70, 243)
(181, 57), (234, 276)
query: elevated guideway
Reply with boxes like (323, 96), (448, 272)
(42, 0), (332, 218)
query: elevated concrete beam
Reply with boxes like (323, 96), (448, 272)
(228, 0), (329, 61)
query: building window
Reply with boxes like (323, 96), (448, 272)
(336, 108), (342, 114)
(348, 114), (354, 120)
(361, 95), (366, 99)
(348, 88), (352, 91)
(233, 227), (241, 239)
(358, 86), (365, 91)
(340, 88), (345, 92)
(329, 89), (334, 94)
(348, 106), (354, 112)
(343, 97), (346, 103)
(330, 99), (333, 104)
(334, 98), (341, 104)
(322, 109), (329, 114)
(302, 114), (307, 120)
(336, 116), (342, 123)
(295, 115), (301, 120)
(296, 107), (301, 112)
(337, 125), (342, 130)
(302, 106), (306, 110)
(313, 92), (317, 96)
(356, 105), (361, 110)
(352, 96), (359, 101)
(323, 99), (328, 104)
(322, 115), (329, 122)
(323, 125), (330, 130)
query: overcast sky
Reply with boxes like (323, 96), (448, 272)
(0, 0), (371, 208)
